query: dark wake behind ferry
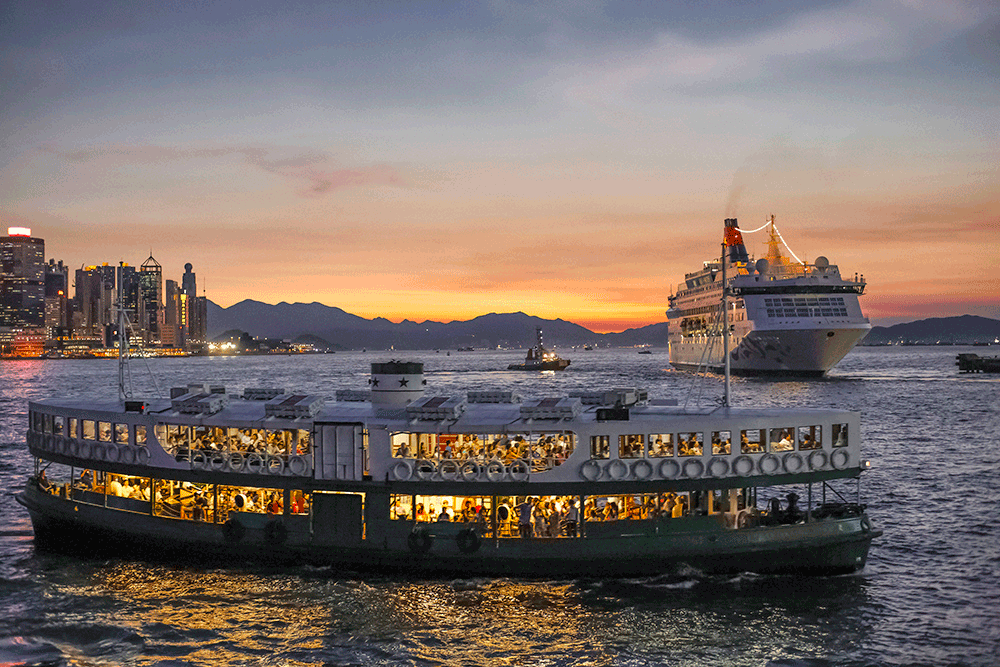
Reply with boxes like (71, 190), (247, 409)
(18, 265), (879, 576)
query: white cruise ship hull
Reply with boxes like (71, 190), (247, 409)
(669, 325), (871, 376)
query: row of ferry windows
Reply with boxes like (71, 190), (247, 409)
(154, 425), (311, 457)
(764, 296), (848, 319)
(589, 424), (847, 459)
(391, 431), (576, 464)
(33, 413), (147, 445)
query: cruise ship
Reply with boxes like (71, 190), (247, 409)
(666, 217), (870, 376)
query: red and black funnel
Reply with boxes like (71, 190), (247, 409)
(724, 218), (749, 264)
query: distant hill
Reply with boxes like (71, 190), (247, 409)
(863, 315), (1000, 345)
(206, 300), (668, 350)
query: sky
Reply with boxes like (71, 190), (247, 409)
(1, 0), (997, 332)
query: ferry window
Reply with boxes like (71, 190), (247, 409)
(770, 428), (794, 452)
(648, 433), (673, 457)
(115, 423), (129, 445)
(98, 421), (112, 442)
(391, 432), (415, 458)
(290, 490), (310, 515)
(43, 414), (53, 434)
(678, 432), (703, 456)
(53, 416), (64, 436)
(83, 420), (96, 441)
(192, 426), (211, 450)
(797, 425), (821, 450)
(493, 495), (575, 537)
(391, 494), (413, 520)
(135, 425), (147, 445)
(711, 430), (731, 455)
(740, 429), (764, 453)
(832, 423), (849, 448)
(619, 434), (645, 459)
(69, 418), (79, 439)
(296, 430), (311, 455)
(153, 424), (166, 447)
(590, 436), (610, 459)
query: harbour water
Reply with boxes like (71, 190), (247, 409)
(0, 346), (997, 666)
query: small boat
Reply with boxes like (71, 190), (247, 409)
(508, 329), (570, 371)
(638, 348), (653, 355)
(16, 263), (880, 576)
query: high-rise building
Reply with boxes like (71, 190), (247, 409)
(181, 263), (207, 347)
(161, 279), (182, 349)
(139, 254), (162, 345)
(44, 259), (70, 336)
(74, 264), (115, 338)
(1, 227), (45, 327)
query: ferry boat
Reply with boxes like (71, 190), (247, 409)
(507, 328), (570, 371)
(666, 217), (871, 376)
(16, 266), (880, 576)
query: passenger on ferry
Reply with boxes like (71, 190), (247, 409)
(516, 497), (533, 537)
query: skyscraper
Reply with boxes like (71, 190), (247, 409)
(44, 259), (70, 335)
(181, 262), (206, 348)
(139, 254), (162, 345)
(1, 227), (45, 327)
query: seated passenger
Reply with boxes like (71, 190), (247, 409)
(38, 470), (52, 491)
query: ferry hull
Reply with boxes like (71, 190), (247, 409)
(670, 326), (870, 376)
(18, 487), (877, 577)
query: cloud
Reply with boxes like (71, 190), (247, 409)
(43, 144), (409, 197)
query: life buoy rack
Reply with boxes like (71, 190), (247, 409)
(135, 447), (150, 465)
(264, 520), (288, 545)
(439, 459), (460, 481)
(460, 461), (481, 482)
(229, 452), (246, 472)
(508, 459), (530, 482)
(211, 452), (228, 471)
(782, 452), (804, 473)
(808, 449), (828, 471)
(707, 457), (730, 478)
(105, 444), (121, 463)
(456, 528), (481, 554)
(78, 441), (92, 459)
(659, 459), (680, 480)
(392, 460), (413, 481)
(758, 453), (780, 475)
(267, 456), (284, 475)
(485, 460), (505, 482)
(191, 451), (208, 470)
(287, 455), (308, 476)
(633, 459), (653, 480)
(733, 455), (754, 476)
(415, 460), (437, 480)
(407, 528), (432, 554)
(831, 449), (850, 470)
(682, 458), (705, 479)
(580, 459), (601, 481)
(245, 453), (265, 473)
(222, 518), (246, 543)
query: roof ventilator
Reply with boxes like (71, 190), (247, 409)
(243, 387), (286, 401)
(171, 392), (229, 415)
(467, 390), (522, 404)
(265, 395), (325, 419)
(406, 395), (467, 420)
(520, 397), (582, 420)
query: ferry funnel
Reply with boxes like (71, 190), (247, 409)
(370, 361), (426, 411)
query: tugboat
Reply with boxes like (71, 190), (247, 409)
(508, 328), (571, 371)
(16, 262), (880, 576)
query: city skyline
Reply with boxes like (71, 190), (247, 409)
(2, 1), (998, 332)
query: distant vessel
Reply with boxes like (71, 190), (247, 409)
(508, 328), (570, 371)
(666, 217), (871, 376)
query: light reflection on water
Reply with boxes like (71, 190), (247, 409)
(0, 346), (998, 666)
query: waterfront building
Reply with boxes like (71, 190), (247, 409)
(181, 263), (206, 348)
(139, 255), (162, 346)
(161, 279), (183, 349)
(44, 259), (70, 336)
(1, 227), (45, 328)
(74, 265), (115, 339)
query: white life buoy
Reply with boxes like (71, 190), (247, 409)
(733, 455), (754, 476)
(607, 459), (629, 481)
(135, 447), (150, 465)
(78, 441), (92, 459)
(580, 459), (602, 481)
(392, 460), (413, 481)
(633, 459), (653, 480)
(783, 452), (804, 473)
(682, 458), (705, 479)
(106, 445), (121, 463)
(707, 457), (730, 478)
(808, 449), (828, 471)
(485, 459), (505, 482)
(415, 459), (437, 480)
(659, 459), (680, 480)
(439, 459), (459, 481)
(191, 451), (207, 470)
(460, 461), (481, 482)
(212, 452), (229, 471)
(759, 453), (780, 475)
(245, 453), (265, 472)
(122, 447), (136, 465)
(831, 449), (850, 469)
(508, 459), (530, 482)
(288, 455), (308, 476)
(229, 452), (246, 472)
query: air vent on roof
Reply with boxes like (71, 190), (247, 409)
(336, 389), (370, 402)
(520, 397), (582, 420)
(569, 388), (647, 407)
(406, 395), (467, 420)
(264, 394), (325, 419)
(467, 390), (522, 404)
(243, 387), (285, 401)
(171, 392), (229, 415)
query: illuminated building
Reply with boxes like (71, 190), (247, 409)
(1, 227), (45, 327)
(139, 254), (162, 345)
(44, 259), (70, 336)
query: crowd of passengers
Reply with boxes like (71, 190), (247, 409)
(159, 426), (311, 459)
(394, 434), (574, 471)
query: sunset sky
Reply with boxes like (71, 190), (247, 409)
(2, 0), (997, 332)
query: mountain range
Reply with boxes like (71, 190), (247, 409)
(207, 300), (999, 350)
